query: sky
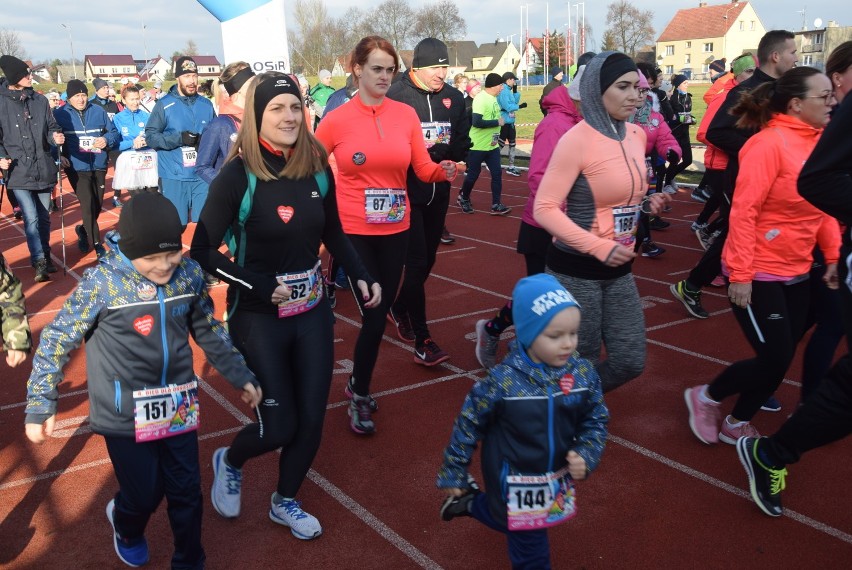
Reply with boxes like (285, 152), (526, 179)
(3, 0), (849, 65)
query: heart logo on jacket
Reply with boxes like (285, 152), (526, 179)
(134, 315), (154, 336)
(559, 374), (575, 395)
(442, 98), (451, 109)
(277, 205), (294, 223)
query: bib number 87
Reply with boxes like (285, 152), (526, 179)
(372, 198), (386, 211)
(143, 400), (168, 421)
(514, 489), (547, 510)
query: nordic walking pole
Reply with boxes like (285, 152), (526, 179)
(56, 147), (67, 275)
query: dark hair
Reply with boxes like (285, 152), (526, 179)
(757, 30), (795, 66)
(826, 40), (852, 82)
(636, 62), (658, 83)
(732, 66), (822, 130)
(351, 36), (398, 86)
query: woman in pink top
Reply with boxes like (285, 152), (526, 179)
(685, 67), (840, 446)
(534, 52), (668, 393)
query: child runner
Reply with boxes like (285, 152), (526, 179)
(24, 193), (261, 568)
(437, 274), (608, 569)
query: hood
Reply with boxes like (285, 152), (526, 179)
(541, 86), (580, 120)
(579, 51), (629, 141)
(0, 78), (33, 101)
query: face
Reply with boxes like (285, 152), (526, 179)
(602, 71), (640, 121)
(68, 92), (88, 111)
(321, 75), (332, 86)
(636, 87), (650, 110)
(735, 66), (755, 83)
(456, 78), (468, 93)
(775, 38), (799, 75)
(259, 93), (302, 152)
(124, 91), (141, 111)
(469, 84), (482, 98)
(96, 86), (109, 99)
(415, 65), (448, 91)
(832, 64), (852, 103)
(354, 49), (396, 100)
(527, 307), (581, 367)
(131, 250), (183, 285)
(485, 84), (502, 96)
(177, 73), (198, 96)
(795, 73), (835, 128)
(15, 72), (33, 89)
(677, 80), (689, 93)
(506, 77), (515, 88)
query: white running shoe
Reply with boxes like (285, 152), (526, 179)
(269, 496), (323, 540)
(211, 447), (242, 518)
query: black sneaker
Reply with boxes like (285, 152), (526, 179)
(736, 436), (786, 517)
(760, 396), (781, 413)
(490, 203), (512, 216)
(44, 257), (58, 273)
(440, 226), (455, 244)
(94, 243), (107, 259)
(641, 240), (665, 258)
(48, 198), (59, 213)
(75, 225), (90, 253)
(505, 167), (521, 177)
(414, 338), (450, 366)
(387, 307), (415, 343)
(440, 475), (482, 521)
(457, 195), (474, 214)
(204, 271), (220, 286)
(34, 259), (50, 283)
(326, 285), (337, 309)
(13, 206), (23, 220)
(670, 280), (709, 319)
(691, 187), (710, 203)
(648, 216), (670, 230)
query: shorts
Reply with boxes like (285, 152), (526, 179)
(500, 123), (517, 144)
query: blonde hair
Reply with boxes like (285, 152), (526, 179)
(225, 72), (328, 181)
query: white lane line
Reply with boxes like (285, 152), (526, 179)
(436, 246), (476, 254)
(1, 388), (89, 411)
(608, 434), (852, 545)
(428, 273), (513, 299)
(437, 234), (516, 251)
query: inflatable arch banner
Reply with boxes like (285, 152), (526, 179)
(197, 0), (291, 74)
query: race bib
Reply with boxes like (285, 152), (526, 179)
(133, 380), (199, 443)
(130, 150), (156, 170)
(421, 121), (451, 148)
(181, 146), (197, 167)
(79, 136), (101, 153)
(365, 188), (406, 224)
(506, 467), (576, 531)
(276, 260), (324, 318)
(612, 204), (641, 248)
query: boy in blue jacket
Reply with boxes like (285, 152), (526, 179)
(437, 274), (608, 569)
(25, 193), (261, 569)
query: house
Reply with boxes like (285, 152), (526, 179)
(518, 38), (545, 78)
(445, 40), (479, 78)
(174, 55), (221, 79)
(464, 41), (522, 83)
(331, 53), (352, 77)
(85, 55), (137, 83)
(138, 56), (171, 82)
(55, 64), (78, 84)
(795, 21), (852, 71)
(656, 1), (766, 81)
(31, 64), (51, 83)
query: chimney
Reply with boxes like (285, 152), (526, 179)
(699, 1), (707, 6)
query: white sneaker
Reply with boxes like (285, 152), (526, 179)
(474, 319), (500, 369)
(662, 184), (678, 195)
(211, 447), (242, 518)
(269, 496), (322, 540)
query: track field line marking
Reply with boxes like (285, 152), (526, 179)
(608, 434), (852, 545)
(436, 246), (476, 254)
(428, 273), (513, 299)
(437, 233), (516, 251)
(1, 388), (88, 411)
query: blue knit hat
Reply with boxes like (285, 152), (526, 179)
(512, 274), (580, 349)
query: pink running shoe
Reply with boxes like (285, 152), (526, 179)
(684, 385), (721, 444)
(719, 418), (761, 445)
(710, 275), (726, 288)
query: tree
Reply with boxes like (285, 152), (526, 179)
(412, 1), (467, 43)
(604, 0), (654, 58)
(373, 0), (417, 50)
(172, 40), (198, 61)
(0, 28), (26, 59)
(601, 30), (619, 52)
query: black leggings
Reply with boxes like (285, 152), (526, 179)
(347, 231), (409, 396)
(664, 127), (693, 184)
(708, 279), (811, 421)
(226, 304), (335, 497)
(66, 168), (106, 246)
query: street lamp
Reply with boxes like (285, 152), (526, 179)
(722, 2), (740, 62)
(60, 23), (77, 80)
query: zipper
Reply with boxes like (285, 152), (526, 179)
(372, 107), (384, 139)
(546, 383), (555, 472)
(157, 287), (169, 386)
(114, 380), (122, 414)
(426, 93), (436, 205)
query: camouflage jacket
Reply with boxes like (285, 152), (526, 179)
(0, 253), (32, 352)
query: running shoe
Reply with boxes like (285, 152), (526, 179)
(709, 275), (726, 288)
(457, 195), (474, 214)
(211, 447), (242, 518)
(269, 496), (322, 540)
(348, 394), (376, 435)
(760, 396), (782, 412)
(106, 499), (150, 567)
(94, 243), (107, 259)
(113, 196), (123, 208)
(736, 436), (786, 517)
(33, 259), (50, 283)
(648, 216), (670, 230)
(76, 224), (90, 253)
(13, 206), (23, 220)
(414, 338), (450, 366)
(440, 226), (455, 244)
(505, 167), (521, 177)
(440, 474), (483, 521)
(719, 416), (761, 445)
(691, 221), (707, 232)
(670, 280), (709, 319)
(641, 240), (665, 258)
(684, 385), (721, 444)
(490, 203), (512, 216)
(662, 183), (678, 195)
(344, 376), (377, 412)
(44, 257), (58, 273)
(474, 319), (500, 369)
(387, 307), (416, 343)
(326, 285), (336, 309)
(696, 227), (721, 251)
(691, 187), (711, 203)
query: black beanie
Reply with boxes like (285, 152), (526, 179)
(0, 55), (30, 85)
(119, 193), (183, 260)
(412, 38), (449, 68)
(175, 56), (198, 78)
(599, 53), (638, 94)
(672, 74), (688, 89)
(484, 73), (503, 88)
(66, 79), (88, 98)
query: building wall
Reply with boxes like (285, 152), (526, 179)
(797, 24), (852, 71)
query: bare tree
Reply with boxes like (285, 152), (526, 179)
(604, 0), (654, 58)
(0, 28), (27, 59)
(172, 40), (199, 61)
(373, 0), (417, 51)
(412, 1), (467, 43)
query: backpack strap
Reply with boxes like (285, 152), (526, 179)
(313, 169), (328, 198)
(223, 167), (256, 321)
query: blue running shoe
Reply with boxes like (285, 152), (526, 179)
(106, 499), (150, 567)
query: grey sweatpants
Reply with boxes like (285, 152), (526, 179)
(547, 269), (646, 392)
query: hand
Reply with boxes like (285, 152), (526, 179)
(666, 149), (679, 163)
(498, 116), (506, 126)
(439, 160), (457, 181)
(642, 193), (671, 216)
(427, 143), (451, 163)
(566, 450), (587, 480)
(270, 283), (292, 305)
(25, 415), (56, 444)
(133, 135), (146, 149)
(93, 137), (108, 150)
(6, 349), (27, 367)
(53, 132), (65, 145)
(241, 383), (262, 408)
(603, 244), (637, 267)
(355, 280), (382, 309)
(728, 281), (752, 308)
(444, 487), (465, 497)
(60, 156), (70, 168)
(0, 157), (11, 170)
(181, 131), (199, 147)
(518, 102), (528, 109)
(823, 263), (839, 290)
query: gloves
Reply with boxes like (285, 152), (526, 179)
(427, 143), (451, 164)
(181, 131), (200, 147)
(666, 149), (679, 163)
(512, 84), (518, 94)
(518, 102), (528, 109)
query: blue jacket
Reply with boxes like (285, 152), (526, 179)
(53, 102), (120, 172)
(145, 85), (215, 181)
(113, 107), (151, 151)
(437, 343), (608, 522)
(25, 241), (258, 437)
(195, 114), (238, 184)
(497, 84), (521, 124)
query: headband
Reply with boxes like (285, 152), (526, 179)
(224, 67), (255, 96)
(253, 73), (303, 128)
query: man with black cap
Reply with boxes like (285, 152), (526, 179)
(0, 55), (65, 282)
(539, 66), (564, 116)
(383, 37), (471, 365)
(496, 71), (527, 176)
(145, 55), (215, 230)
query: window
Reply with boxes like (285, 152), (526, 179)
(814, 32), (824, 45)
(684, 54), (691, 64)
(703, 42), (714, 52)
(702, 64), (710, 73)
(750, 20), (755, 30)
(803, 55), (813, 66)
(666, 45), (675, 56)
(686, 41), (692, 48)
(739, 21), (744, 31)
(665, 65), (674, 75)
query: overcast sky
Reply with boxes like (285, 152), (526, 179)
(4, 0), (849, 64)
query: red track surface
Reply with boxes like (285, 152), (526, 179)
(2, 170), (851, 569)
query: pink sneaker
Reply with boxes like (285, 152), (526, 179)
(710, 275), (726, 288)
(719, 417), (761, 445)
(684, 385), (721, 444)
